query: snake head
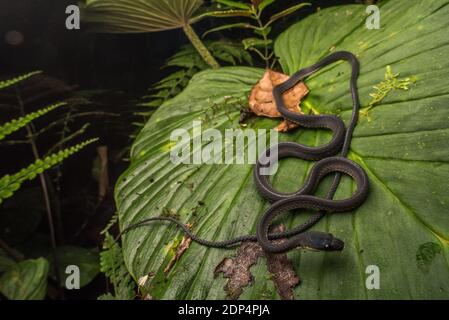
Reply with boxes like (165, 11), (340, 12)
(302, 231), (345, 251)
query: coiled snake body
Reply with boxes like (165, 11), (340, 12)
(119, 51), (369, 254)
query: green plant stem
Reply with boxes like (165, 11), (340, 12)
(254, 9), (270, 68)
(17, 98), (58, 251)
(45, 123), (90, 157)
(0, 139), (28, 146)
(15, 87), (65, 299)
(51, 106), (75, 245)
(25, 127), (64, 293)
(249, 47), (267, 61)
(182, 24), (220, 69)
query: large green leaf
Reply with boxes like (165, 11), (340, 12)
(80, 0), (204, 32)
(116, 0), (449, 299)
(0, 258), (49, 300)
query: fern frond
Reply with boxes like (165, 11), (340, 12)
(141, 40), (251, 109)
(0, 138), (98, 204)
(98, 232), (135, 300)
(100, 212), (119, 235)
(0, 102), (67, 141)
(0, 71), (42, 90)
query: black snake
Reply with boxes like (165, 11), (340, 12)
(118, 51), (369, 254)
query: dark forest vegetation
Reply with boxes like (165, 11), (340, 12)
(2, 0), (449, 300)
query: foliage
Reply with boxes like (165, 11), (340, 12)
(0, 139), (98, 205)
(98, 232), (135, 300)
(0, 72), (100, 299)
(97, 212), (135, 300)
(0, 71), (42, 90)
(80, 0), (220, 68)
(0, 258), (49, 300)
(203, 0), (310, 67)
(0, 73), (99, 204)
(0, 102), (66, 141)
(141, 40), (252, 108)
(80, 0), (204, 32)
(361, 65), (417, 117)
(116, 0), (449, 299)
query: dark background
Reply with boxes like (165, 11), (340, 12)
(0, 0), (360, 93)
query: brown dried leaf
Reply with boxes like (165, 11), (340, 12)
(265, 225), (300, 300)
(248, 69), (309, 132)
(164, 224), (193, 273)
(214, 225), (300, 300)
(214, 242), (264, 299)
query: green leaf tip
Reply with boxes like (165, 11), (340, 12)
(0, 71), (42, 90)
(0, 102), (68, 141)
(0, 138), (98, 205)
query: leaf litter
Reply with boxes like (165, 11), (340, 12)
(214, 225), (300, 300)
(245, 69), (309, 132)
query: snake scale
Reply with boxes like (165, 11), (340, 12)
(118, 51), (369, 254)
